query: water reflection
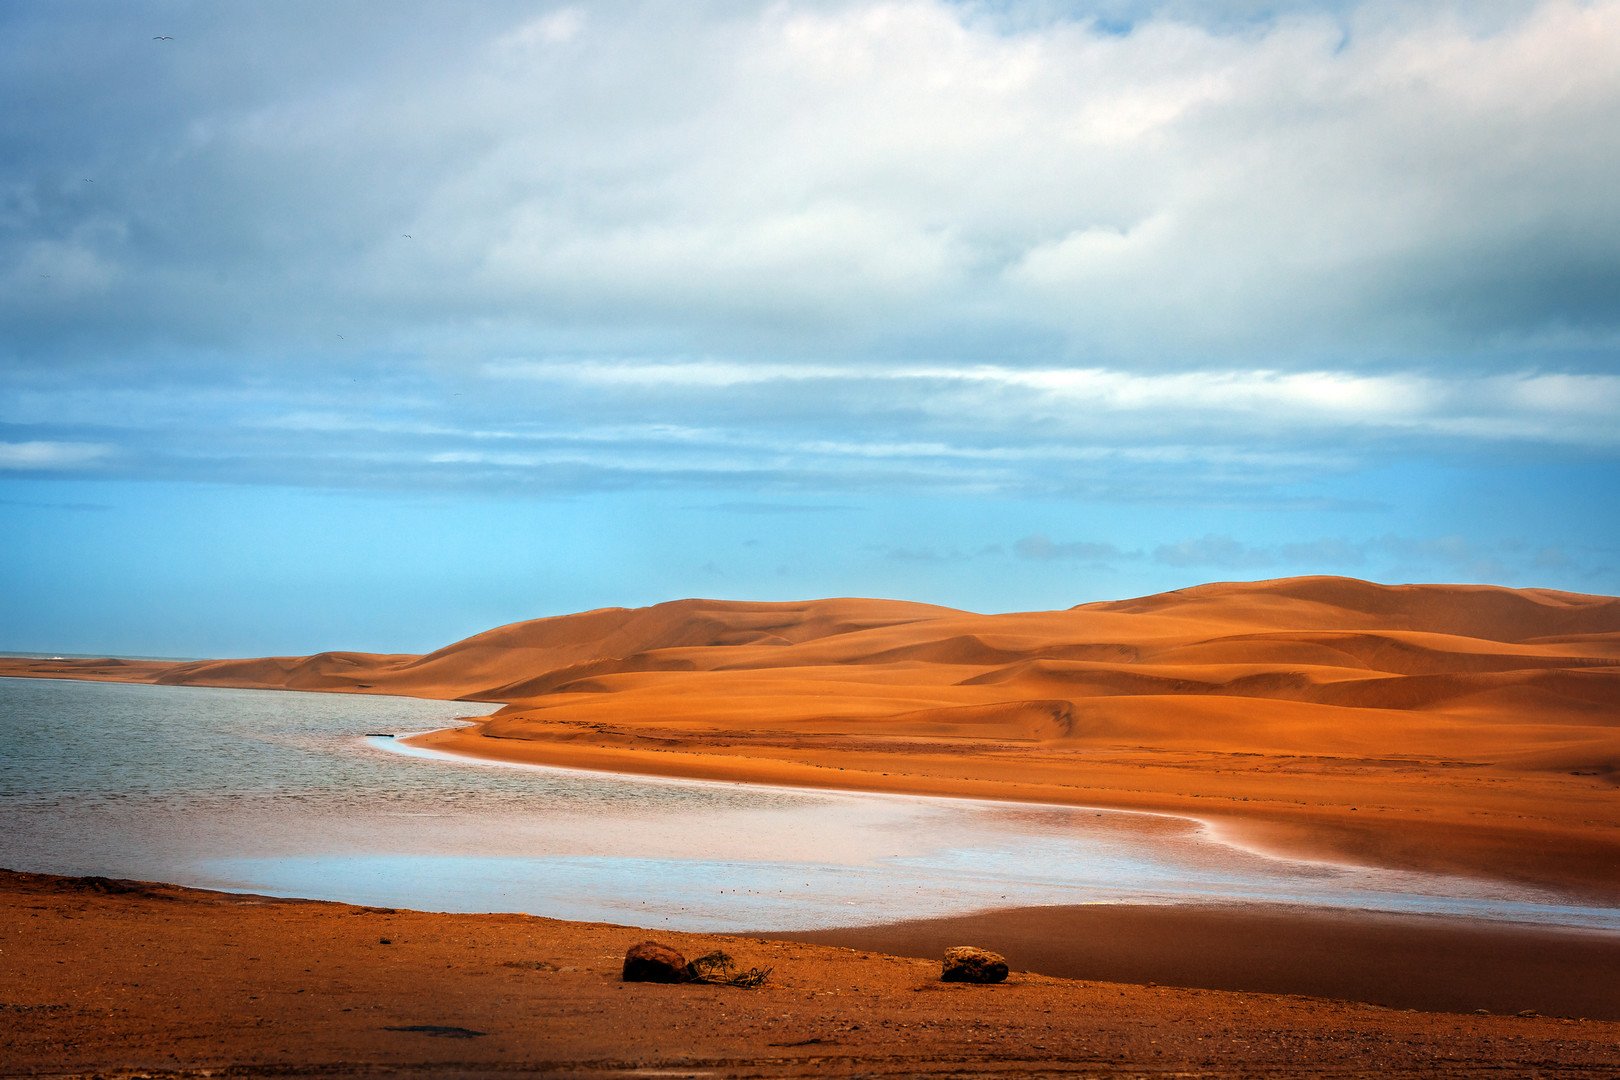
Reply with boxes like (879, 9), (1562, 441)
(3, 677), (1618, 932)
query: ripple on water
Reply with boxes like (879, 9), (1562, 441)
(2, 677), (1618, 933)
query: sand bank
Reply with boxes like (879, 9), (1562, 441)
(5, 869), (1618, 1078)
(781, 903), (1620, 1020)
(405, 721), (1620, 904)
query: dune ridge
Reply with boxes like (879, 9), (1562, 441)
(5, 576), (1618, 897)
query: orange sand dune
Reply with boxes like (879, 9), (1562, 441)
(5, 576), (1618, 898)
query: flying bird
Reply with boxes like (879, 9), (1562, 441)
(153, 35), (174, 40)
(402, 234), (412, 238)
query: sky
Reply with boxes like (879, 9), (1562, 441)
(2, 0), (1618, 657)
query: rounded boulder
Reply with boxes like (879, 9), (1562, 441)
(941, 945), (1008, 984)
(622, 940), (689, 983)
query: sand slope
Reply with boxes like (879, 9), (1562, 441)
(6, 576), (1618, 895)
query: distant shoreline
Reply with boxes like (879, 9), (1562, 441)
(0, 649), (202, 662)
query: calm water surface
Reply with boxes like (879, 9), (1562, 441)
(2, 676), (1615, 932)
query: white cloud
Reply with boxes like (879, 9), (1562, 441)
(8, 0), (1618, 366)
(488, 359), (1620, 445)
(5, 231), (123, 297)
(484, 358), (841, 387)
(0, 0), (1615, 530)
(0, 441), (112, 470)
(498, 8), (586, 51)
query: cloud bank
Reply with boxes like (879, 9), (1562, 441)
(2, 0), (1617, 637)
(3, 0), (1618, 374)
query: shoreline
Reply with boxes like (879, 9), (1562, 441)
(5, 868), (1620, 1077)
(390, 724), (1218, 828)
(391, 727), (1620, 934)
(5, 663), (1618, 908)
(7, 654), (1619, 905)
(7, 655), (1617, 903)
(403, 723), (1620, 905)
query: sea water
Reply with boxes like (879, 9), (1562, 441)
(1, 676), (1615, 932)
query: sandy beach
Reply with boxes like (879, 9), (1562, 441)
(5, 869), (1620, 1078)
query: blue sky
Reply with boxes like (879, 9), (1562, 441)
(3, 0), (1618, 656)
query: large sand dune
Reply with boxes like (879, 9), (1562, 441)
(6, 576), (1618, 897)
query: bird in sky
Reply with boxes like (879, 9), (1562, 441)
(153, 35), (174, 41)
(402, 234), (412, 239)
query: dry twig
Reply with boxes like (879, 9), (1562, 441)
(685, 950), (772, 988)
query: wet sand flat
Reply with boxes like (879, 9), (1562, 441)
(5, 869), (1619, 1078)
(778, 902), (1620, 1020)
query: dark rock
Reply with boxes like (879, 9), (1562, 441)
(941, 945), (1008, 984)
(622, 940), (689, 983)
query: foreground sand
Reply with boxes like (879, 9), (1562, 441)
(5, 870), (1619, 1078)
(7, 576), (1617, 900)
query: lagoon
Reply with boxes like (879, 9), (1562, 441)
(2, 676), (1615, 933)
